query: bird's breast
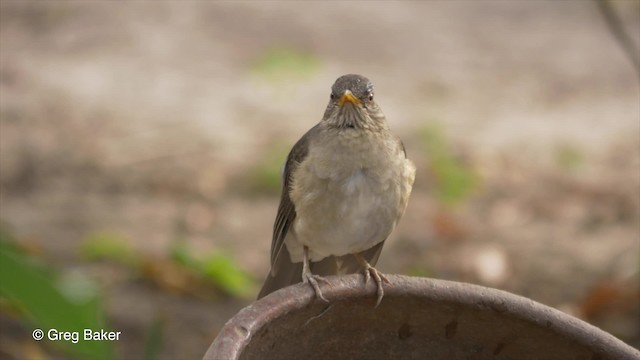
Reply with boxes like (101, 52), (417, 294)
(286, 130), (414, 262)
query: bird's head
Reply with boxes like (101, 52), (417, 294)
(322, 74), (386, 130)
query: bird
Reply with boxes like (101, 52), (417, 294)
(257, 74), (415, 306)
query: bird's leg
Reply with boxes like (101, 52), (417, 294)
(302, 246), (330, 302)
(355, 254), (390, 307)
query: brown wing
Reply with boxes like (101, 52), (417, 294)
(257, 124), (319, 299)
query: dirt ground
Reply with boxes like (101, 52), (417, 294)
(1, 1), (639, 359)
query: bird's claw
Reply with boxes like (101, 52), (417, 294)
(362, 265), (390, 307)
(303, 273), (331, 303)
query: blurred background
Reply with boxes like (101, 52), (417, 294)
(1, 1), (638, 359)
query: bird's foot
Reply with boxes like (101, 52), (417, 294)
(302, 246), (332, 302)
(303, 272), (332, 303)
(362, 264), (390, 307)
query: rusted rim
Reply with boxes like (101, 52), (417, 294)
(204, 274), (639, 360)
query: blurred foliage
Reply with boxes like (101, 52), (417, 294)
(79, 231), (254, 299)
(170, 243), (254, 298)
(252, 46), (320, 80)
(144, 318), (164, 360)
(0, 229), (113, 360)
(243, 143), (289, 195)
(80, 231), (138, 266)
(407, 266), (434, 279)
(555, 143), (584, 171)
(421, 124), (479, 207)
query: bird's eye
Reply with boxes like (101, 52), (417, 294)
(330, 93), (336, 100)
(368, 93), (374, 101)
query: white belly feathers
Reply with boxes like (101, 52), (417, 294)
(285, 130), (414, 262)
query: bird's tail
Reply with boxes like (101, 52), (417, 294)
(257, 245), (303, 299)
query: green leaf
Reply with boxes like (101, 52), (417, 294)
(169, 242), (194, 268)
(407, 266), (434, 278)
(144, 318), (164, 360)
(80, 231), (137, 266)
(199, 253), (253, 298)
(555, 143), (584, 171)
(244, 143), (289, 195)
(253, 46), (320, 80)
(421, 124), (479, 207)
(170, 243), (254, 298)
(0, 238), (113, 360)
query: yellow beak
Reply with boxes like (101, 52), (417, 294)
(339, 90), (360, 107)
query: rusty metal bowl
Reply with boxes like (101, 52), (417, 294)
(204, 274), (639, 360)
